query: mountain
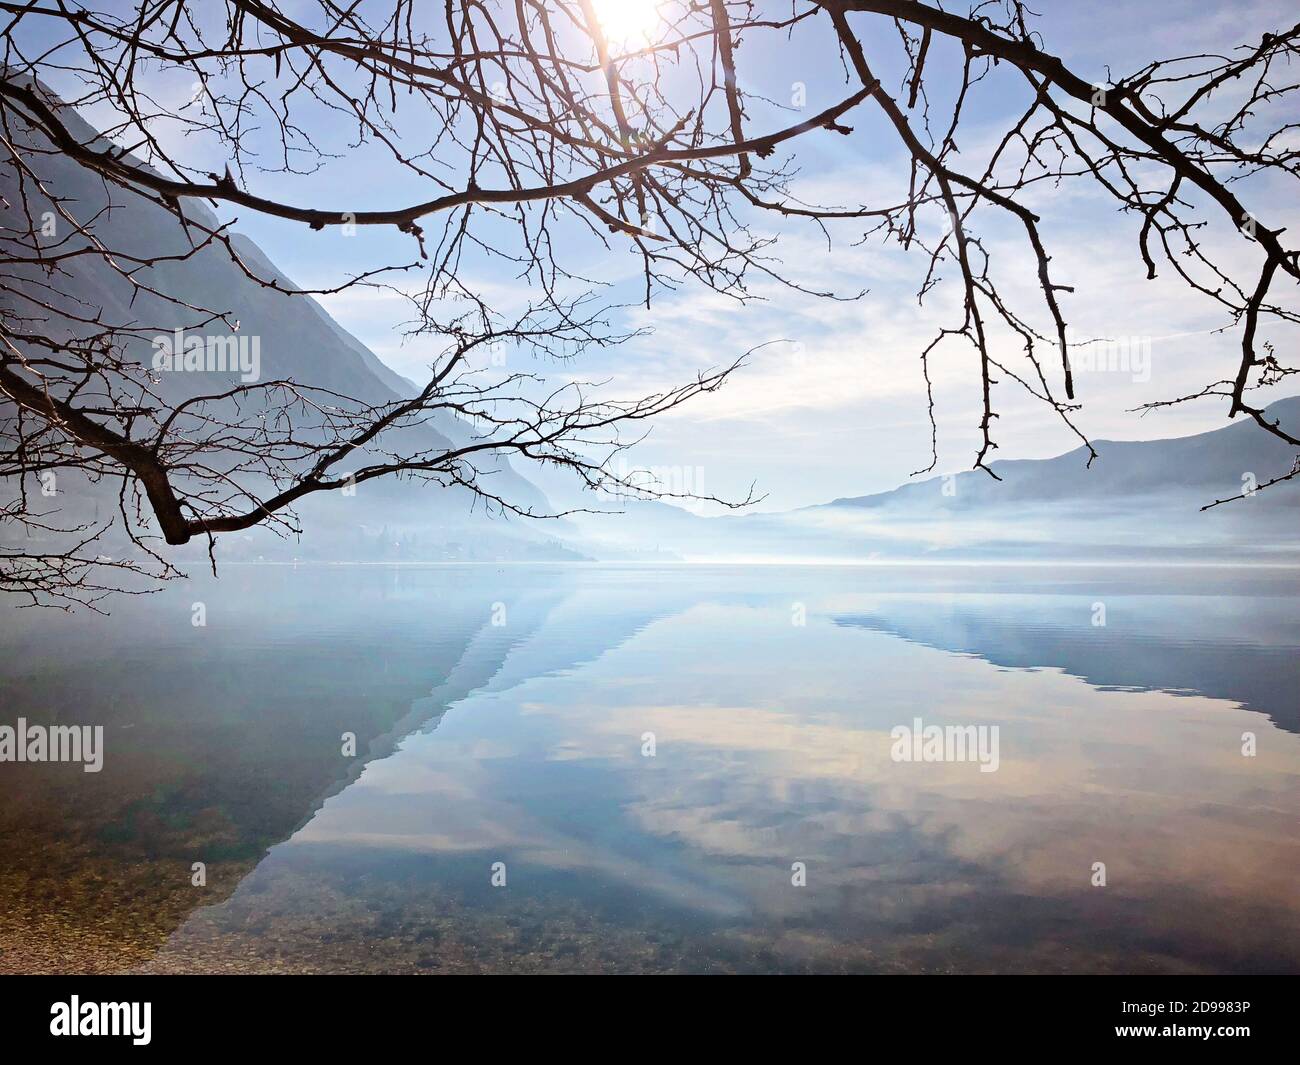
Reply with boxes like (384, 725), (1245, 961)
(826, 396), (1300, 509)
(564, 397), (1300, 562)
(5, 80), (1297, 570)
(0, 79), (582, 564)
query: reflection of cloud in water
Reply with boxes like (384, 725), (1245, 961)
(158, 594), (1300, 972)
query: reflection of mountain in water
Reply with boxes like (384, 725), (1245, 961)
(144, 571), (1300, 975)
(5, 565), (1297, 973)
(834, 595), (1300, 734)
(0, 566), (696, 972)
(0, 573), (491, 970)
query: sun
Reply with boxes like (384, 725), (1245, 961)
(589, 0), (663, 46)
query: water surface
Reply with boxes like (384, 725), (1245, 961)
(1, 564), (1296, 973)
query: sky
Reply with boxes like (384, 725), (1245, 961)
(20, 0), (1300, 513)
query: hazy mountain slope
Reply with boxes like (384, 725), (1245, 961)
(1, 82), (579, 561)
(223, 232), (420, 401)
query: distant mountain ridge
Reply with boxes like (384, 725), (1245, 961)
(824, 395), (1300, 511)
(564, 396), (1300, 563)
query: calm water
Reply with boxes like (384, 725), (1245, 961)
(1, 564), (1297, 974)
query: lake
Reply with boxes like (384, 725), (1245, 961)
(1, 563), (1297, 973)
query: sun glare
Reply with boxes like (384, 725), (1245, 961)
(589, 0), (663, 46)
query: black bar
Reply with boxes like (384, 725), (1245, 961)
(0, 975), (1288, 1052)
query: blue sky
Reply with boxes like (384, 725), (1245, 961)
(25, 0), (1300, 511)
